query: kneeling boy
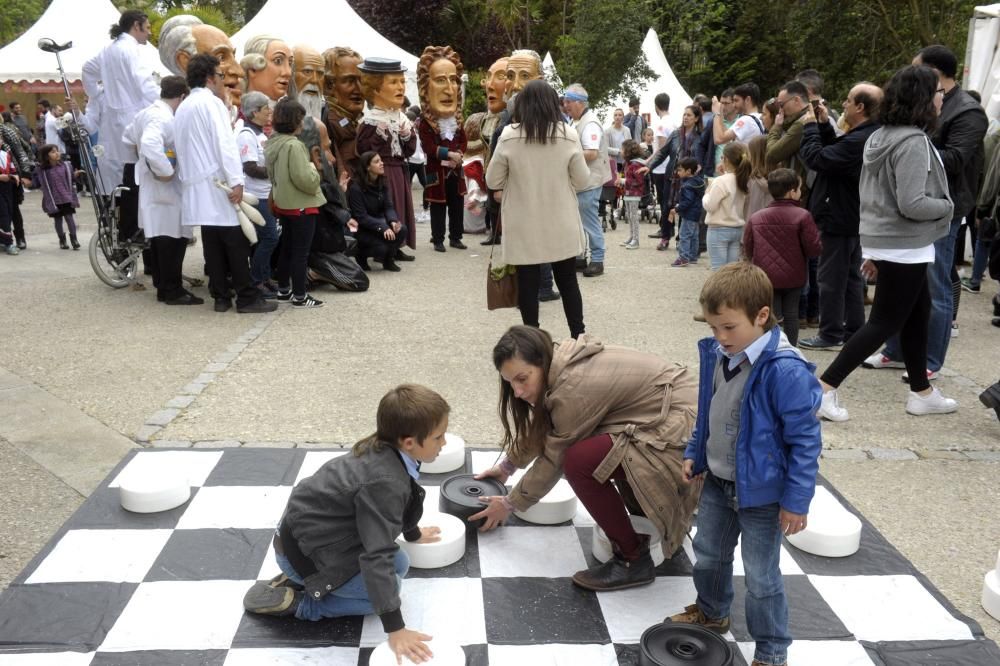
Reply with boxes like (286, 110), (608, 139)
(672, 263), (822, 666)
(244, 384), (448, 664)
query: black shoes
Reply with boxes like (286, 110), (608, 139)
(981, 381), (1000, 421)
(395, 249), (415, 261)
(237, 299), (278, 313)
(357, 257), (371, 271)
(450, 240), (467, 249)
(539, 290), (561, 302)
(214, 298), (232, 312)
(70, 235), (80, 250)
(165, 292), (204, 306)
(575, 257), (588, 271)
(383, 259), (401, 272)
(583, 261), (604, 277)
(571, 538), (655, 591)
(243, 581), (301, 617)
(480, 233), (501, 245)
(433, 242), (446, 252)
(58, 234), (69, 250)
(290, 294), (323, 308)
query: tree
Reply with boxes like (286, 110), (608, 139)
(0, 0), (47, 49)
(349, 0), (451, 57)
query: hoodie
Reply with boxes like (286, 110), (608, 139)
(675, 172), (706, 220)
(264, 132), (324, 211)
(859, 125), (954, 250)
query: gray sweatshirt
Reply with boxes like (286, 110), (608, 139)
(859, 125), (954, 250)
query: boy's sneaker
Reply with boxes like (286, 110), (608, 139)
(275, 289), (293, 302)
(901, 370), (938, 383)
(624, 241), (639, 250)
(798, 335), (843, 350)
(665, 603), (731, 635)
(862, 352), (905, 369)
(905, 387), (958, 416)
(656, 239), (669, 251)
(291, 294), (323, 308)
(619, 238), (634, 247)
(243, 581), (300, 616)
(960, 277), (981, 293)
(670, 257), (689, 267)
(818, 389), (849, 422)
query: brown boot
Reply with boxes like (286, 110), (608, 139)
(666, 602), (730, 634)
(572, 535), (654, 591)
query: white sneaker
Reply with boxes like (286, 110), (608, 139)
(625, 241), (639, 249)
(818, 389), (850, 422)
(906, 387), (958, 415)
(619, 238), (634, 247)
(862, 352), (905, 369)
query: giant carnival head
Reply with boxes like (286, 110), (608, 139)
(482, 57), (508, 115)
(417, 46), (463, 121)
(323, 46), (364, 117)
(159, 15), (244, 106)
(241, 35), (292, 101)
(292, 44), (326, 119)
(358, 57), (407, 111)
(505, 49), (543, 100)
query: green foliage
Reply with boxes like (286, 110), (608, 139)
(0, 0), (47, 49)
(463, 68), (487, 117)
(149, 6), (238, 46)
(556, 0), (651, 106)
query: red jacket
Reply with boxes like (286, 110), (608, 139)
(743, 199), (822, 289)
(416, 116), (467, 203)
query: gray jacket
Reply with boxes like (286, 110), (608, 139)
(280, 444), (423, 633)
(859, 125), (954, 250)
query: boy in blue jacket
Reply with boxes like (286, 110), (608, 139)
(670, 262), (822, 666)
(669, 156), (706, 267)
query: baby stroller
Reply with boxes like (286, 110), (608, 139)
(639, 170), (657, 222)
(599, 157), (619, 232)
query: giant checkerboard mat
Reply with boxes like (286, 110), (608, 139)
(1, 447), (998, 665)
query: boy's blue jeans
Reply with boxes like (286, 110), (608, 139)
(276, 547), (410, 621)
(693, 473), (791, 666)
(679, 217), (699, 261)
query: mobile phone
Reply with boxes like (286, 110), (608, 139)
(811, 99), (821, 109)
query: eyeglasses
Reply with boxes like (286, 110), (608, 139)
(214, 71), (225, 78)
(935, 88), (946, 95)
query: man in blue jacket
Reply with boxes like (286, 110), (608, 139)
(798, 83), (882, 350)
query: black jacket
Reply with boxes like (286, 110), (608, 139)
(348, 177), (398, 233)
(799, 119), (879, 236)
(280, 444), (423, 633)
(934, 87), (988, 218)
(312, 180), (353, 254)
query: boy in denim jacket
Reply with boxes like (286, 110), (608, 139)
(670, 262), (822, 666)
(669, 156), (706, 267)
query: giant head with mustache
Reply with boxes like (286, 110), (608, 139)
(292, 44), (326, 119)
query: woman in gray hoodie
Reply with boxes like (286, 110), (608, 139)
(817, 65), (959, 422)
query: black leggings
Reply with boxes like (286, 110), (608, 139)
(516, 256), (585, 338)
(821, 261), (931, 393)
(772, 287), (802, 346)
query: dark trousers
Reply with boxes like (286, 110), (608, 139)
(408, 163), (427, 210)
(201, 225), (258, 307)
(563, 433), (642, 559)
(817, 233), (866, 343)
(275, 214), (317, 298)
(12, 186), (24, 244)
(772, 287), (802, 346)
(653, 172), (673, 238)
(118, 163), (139, 243)
(516, 256), (585, 338)
(430, 175), (464, 243)
(798, 256), (819, 320)
(356, 223), (407, 263)
(821, 261), (932, 393)
(149, 235), (188, 301)
(0, 181), (12, 246)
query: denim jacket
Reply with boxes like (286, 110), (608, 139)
(683, 326), (822, 514)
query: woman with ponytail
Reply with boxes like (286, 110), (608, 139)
(703, 141), (751, 270)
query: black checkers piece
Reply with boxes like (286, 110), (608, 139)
(439, 473), (507, 524)
(639, 623), (735, 666)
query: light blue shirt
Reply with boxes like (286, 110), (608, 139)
(716, 329), (771, 368)
(399, 450), (420, 480)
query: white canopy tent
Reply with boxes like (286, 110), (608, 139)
(0, 0), (163, 87)
(600, 28), (691, 128)
(542, 51), (564, 92)
(231, 0), (419, 104)
(964, 3), (1000, 119)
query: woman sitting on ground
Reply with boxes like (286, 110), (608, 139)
(348, 150), (407, 272)
(470, 325), (700, 592)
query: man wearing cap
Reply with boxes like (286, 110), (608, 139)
(563, 83), (610, 277)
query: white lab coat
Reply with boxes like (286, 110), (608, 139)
(122, 100), (189, 239)
(83, 33), (159, 188)
(173, 87), (244, 227)
(44, 111), (65, 152)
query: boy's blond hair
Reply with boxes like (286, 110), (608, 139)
(700, 262), (778, 329)
(353, 384), (450, 455)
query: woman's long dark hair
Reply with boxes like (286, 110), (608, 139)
(355, 150), (383, 187)
(511, 79), (565, 145)
(493, 326), (554, 462)
(880, 64), (939, 133)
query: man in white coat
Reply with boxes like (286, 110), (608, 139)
(174, 54), (275, 314)
(122, 75), (202, 305)
(82, 9), (159, 243)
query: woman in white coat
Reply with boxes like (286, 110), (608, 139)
(486, 80), (591, 338)
(122, 75), (201, 305)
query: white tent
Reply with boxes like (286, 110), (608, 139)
(542, 51), (564, 92)
(601, 28), (691, 127)
(231, 0), (419, 103)
(964, 4), (1000, 119)
(0, 0), (163, 86)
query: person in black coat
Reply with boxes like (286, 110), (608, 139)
(348, 150), (408, 272)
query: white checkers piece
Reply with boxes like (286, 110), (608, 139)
(368, 639), (465, 666)
(119, 466), (191, 514)
(420, 433), (466, 474)
(514, 479), (578, 525)
(592, 515), (665, 566)
(982, 547), (1000, 621)
(786, 486), (862, 558)
(396, 512), (466, 569)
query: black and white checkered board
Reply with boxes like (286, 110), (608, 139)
(1, 447), (998, 666)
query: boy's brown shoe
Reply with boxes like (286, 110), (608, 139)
(665, 603), (730, 634)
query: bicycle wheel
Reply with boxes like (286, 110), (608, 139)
(88, 230), (139, 288)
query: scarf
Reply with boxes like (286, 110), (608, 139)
(360, 106), (413, 158)
(437, 116), (458, 141)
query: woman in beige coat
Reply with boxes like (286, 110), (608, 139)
(486, 80), (591, 338)
(471, 326), (701, 592)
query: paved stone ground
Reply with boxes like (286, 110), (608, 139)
(2, 196), (998, 641)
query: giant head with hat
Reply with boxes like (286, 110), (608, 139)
(417, 46), (463, 121)
(359, 57), (407, 111)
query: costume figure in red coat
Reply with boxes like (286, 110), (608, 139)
(415, 45), (467, 252)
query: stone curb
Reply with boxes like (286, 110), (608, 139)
(821, 447), (999, 461)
